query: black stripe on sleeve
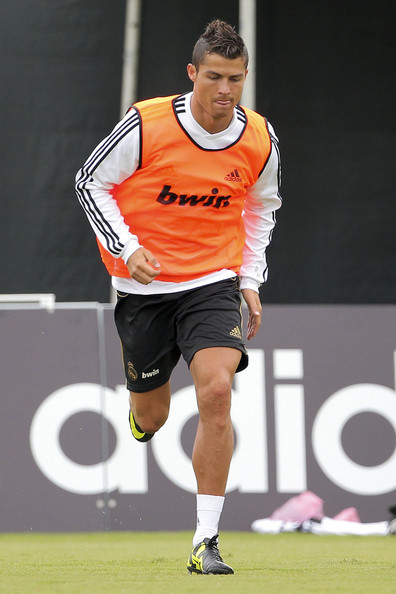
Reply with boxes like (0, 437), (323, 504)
(75, 111), (140, 255)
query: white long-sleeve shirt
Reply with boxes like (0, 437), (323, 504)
(76, 92), (282, 295)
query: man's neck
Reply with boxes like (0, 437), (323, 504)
(190, 96), (233, 134)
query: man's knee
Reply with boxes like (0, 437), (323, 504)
(196, 375), (232, 420)
(129, 383), (171, 434)
(135, 409), (168, 434)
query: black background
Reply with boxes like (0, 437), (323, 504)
(1, 0), (395, 303)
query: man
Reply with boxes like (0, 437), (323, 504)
(76, 19), (281, 575)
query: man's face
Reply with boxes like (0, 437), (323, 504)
(187, 53), (247, 132)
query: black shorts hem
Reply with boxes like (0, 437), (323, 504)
(126, 373), (172, 393)
(187, 342), (249, 373)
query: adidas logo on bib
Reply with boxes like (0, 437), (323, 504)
(224, 169), (242, 183)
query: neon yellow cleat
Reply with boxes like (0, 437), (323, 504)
(187, 534), (234, 575)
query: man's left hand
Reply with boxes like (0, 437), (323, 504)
(241, 288), (262, 340)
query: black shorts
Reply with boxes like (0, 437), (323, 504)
(114, 277), (249, 393)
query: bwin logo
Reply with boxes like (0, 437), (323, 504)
(156, 185), (231, 208)
(142, 368), (160, 379)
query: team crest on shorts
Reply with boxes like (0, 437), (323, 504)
(127, 361), (138, 381)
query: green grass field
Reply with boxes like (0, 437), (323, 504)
(0, 532), (395, 593)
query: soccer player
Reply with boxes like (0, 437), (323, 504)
(76, 19), (282, 574)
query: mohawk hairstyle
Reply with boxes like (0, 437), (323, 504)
(192, 19), (249, 69)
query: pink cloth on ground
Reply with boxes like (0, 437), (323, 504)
(332, 507), (361, 522)
(270, 491), (325, 522)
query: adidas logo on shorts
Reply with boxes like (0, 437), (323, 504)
(229, 325), (242, 339)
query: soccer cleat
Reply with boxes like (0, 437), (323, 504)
(187, 534), (234, 575)
(388, 506), (396, 535)
(388, 505), (396, 518)
(388, 519), (396, 535)
(128, 410), (154, 442)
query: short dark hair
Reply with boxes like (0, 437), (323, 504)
(192, 20), (249, 70)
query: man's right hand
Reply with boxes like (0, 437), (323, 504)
(126, 247), (161, 285)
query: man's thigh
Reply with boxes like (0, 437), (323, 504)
(190, 346), (242, 391)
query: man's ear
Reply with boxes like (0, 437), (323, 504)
(187, 63), (197, 83)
